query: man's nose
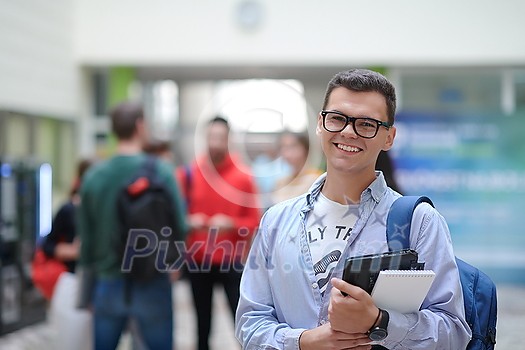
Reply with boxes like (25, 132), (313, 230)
(340, 121), (358, 138)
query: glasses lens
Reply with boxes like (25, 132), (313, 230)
(354, 118), (379, 138)
(324, 112), (347, 132)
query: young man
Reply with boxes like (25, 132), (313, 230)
(235, 69), (471, 349)
(78, 101), (186, 350)
(177, 116), (261, 350)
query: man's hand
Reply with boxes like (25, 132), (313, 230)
(299, 323), (371, 350)
(329, 278), (379, 334)
(208, 213), (235, 231)
(55, 239), (80, 261)
(188, 213), (208, 230)
(169, 270), (181, 283)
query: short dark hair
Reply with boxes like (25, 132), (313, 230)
(70, 158), (93, 197)
(143, 139), (171, 155)
(208, 115), (230, 130)
(110, 101), (144, 140)
(322, 69), (397, 125)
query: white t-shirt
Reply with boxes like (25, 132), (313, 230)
(306, 192), (359, 295)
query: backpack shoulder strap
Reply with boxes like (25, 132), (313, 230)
(386, 196), (434, 251)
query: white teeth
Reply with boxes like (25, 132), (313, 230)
(337, 144), (361, 152)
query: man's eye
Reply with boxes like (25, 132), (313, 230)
(357, 119), (376, 128)
(329, 115), (347, 123)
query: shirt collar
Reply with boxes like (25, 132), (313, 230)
(365, 171), (388, 203)
(303, 171), (388, 213)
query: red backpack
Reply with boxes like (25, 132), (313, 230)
(31, 248), (67, 300)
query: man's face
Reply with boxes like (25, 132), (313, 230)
(317, 87), (396, 176)
(207, 122), (229, 164)
(280, 134), (307, 171)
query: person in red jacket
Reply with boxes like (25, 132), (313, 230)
(177, 116), (261, 350)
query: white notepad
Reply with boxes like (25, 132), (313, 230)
(371, 270), (436, 313)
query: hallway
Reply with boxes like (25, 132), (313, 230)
(0, 279), (239, 350)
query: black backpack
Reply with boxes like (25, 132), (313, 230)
(386, 196), (497, 350)
(117, 156), (179, 281)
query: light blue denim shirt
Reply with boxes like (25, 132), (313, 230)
(235, 172), (471, 350)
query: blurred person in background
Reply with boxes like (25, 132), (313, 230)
(41, 159), (94, 350)
(177, 116), (260, 350)
(42, 158), (93, 274)
(78, 101), (187, 350)
(251, 143), (290, 210)
(142, 138), (183, 285)
(271, 130), (321, 204)
(375, 150), (402, 194)
(142, 139), (174, 163)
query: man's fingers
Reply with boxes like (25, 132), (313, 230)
(331, 277), (367, 299)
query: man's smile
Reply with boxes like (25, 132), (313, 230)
(335, 143), (362, 153)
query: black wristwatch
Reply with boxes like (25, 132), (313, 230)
(367, 309), (389, 341)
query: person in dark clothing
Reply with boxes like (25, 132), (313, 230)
(42, 159), (93, 272)
(375, 150), (402, 194)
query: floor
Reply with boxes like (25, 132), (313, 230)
(0, 280), (522, 349)
(0, 279), (239, 350)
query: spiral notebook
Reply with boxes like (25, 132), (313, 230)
(371, 270), (435, 313)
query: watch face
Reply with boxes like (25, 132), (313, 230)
(368, 327), (388, 341)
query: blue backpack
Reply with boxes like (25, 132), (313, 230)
(386, 196), (497, 350)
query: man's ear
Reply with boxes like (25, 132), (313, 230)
(382, 126), (396, 151)
(135, 118), (148, 139)
(316, 113), (323, 135)
(135, 118), (143, 133)
(136, 117), (142, 126)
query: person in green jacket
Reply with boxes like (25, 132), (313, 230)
(78, 101), (186, 350)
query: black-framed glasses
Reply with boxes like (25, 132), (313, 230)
(320, 110), (392, 139)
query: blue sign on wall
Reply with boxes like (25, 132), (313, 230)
(392, 111), (525, 284)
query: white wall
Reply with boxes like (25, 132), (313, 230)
(74, 0), (525, 66)
(1, 0), (522, 117)
(0, 0), (78, 118)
